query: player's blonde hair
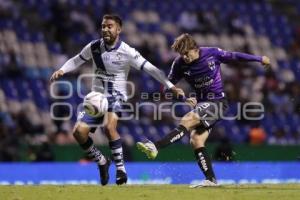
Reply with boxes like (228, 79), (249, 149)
(171, 33), (198, 54)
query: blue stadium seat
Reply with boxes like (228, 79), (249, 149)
(156, 125), (172, 137)
(31, 32), (45, 43)
(228, 124), (245, 143)
(0, 79), (18, 99)
(14, 79), (30, 101)
(145, 125), (160, 141)
(48, 43), (62, 54)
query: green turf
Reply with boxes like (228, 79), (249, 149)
(1, 184), (299, 200)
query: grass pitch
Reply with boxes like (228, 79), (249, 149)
(1, 184), (299, 200)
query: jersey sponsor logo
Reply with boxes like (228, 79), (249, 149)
(111, 61), (123, 65)
(194, 76), (213, 88)
(194, 79), (213, 88)
(95, 68), (114, 76)
(195, 76), (210, 83)
(95, 69), (115, 81)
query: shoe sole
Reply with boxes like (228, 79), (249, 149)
(116, 178), (127, 185)
(189, 184), (219, 188)
(136, 142), (157, 159)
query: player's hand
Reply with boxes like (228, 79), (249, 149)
(50, 70), (64, 82)
(262, 56), (271, 70)
(170, 86), (185, 98)
(185, 97), (197, 107)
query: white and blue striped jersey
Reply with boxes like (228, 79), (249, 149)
(65, 39), (173, 101)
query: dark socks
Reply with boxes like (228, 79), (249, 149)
(194, 147), (216, 183)
(80, 137), (106, 165)
(154, 125), (189, 149)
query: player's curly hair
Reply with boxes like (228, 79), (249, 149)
(103, 14), (123, 27)
(171, 33), (198, 54)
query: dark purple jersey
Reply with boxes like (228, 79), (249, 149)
(168, 47), (262, 101)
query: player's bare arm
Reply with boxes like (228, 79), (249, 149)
(50, 50), (88, 82)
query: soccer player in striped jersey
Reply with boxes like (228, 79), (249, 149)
(137, 33), (270, 187)
(50, 14), (183, 185)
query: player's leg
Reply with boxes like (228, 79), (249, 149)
(137, 100), (228, 159)
(190, 128), (217, 186)
(155, 111), (200, 148)
(189, 100), (228, 187)
(74, 112), (110, 185)
(137, 111), (199, 159)
(103, 112), (127, 185)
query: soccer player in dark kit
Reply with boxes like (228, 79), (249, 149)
(137, 33), (270, 187)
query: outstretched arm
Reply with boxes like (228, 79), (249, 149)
(50, 43), (92, 82)
(128, 47), (176, 90)
(143, 62), (197, 107)
(128, 47), (195, 105)
(142, 63), (196, 105)
(50, 55), (86, 82)
(142, 61), (175, 89)
(217, 48), (270, 67)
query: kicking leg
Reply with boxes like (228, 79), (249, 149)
(137, 111), (201, 159)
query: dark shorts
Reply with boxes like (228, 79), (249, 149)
(77, 95), (125, 133)
(193, 98), (228, 133)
